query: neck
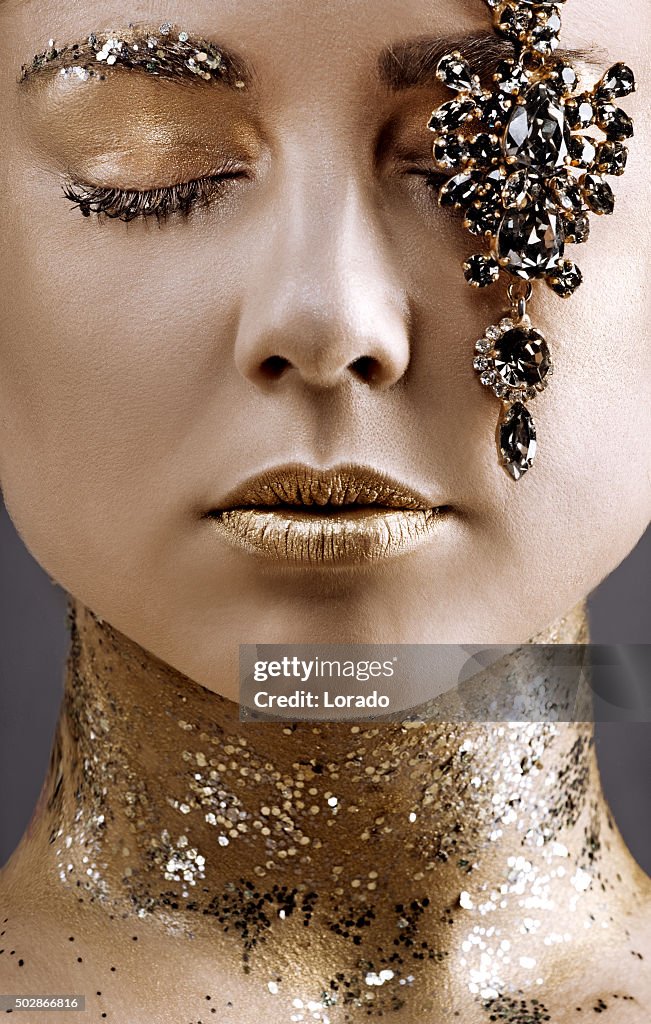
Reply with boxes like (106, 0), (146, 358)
(18, 597), (643, 1016)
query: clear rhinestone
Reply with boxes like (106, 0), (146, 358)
(473, 356), (491, 371)
(547, 61), (577, 96)
(529, 12), (561, 54)
(479, 91), (514, 129)
(475, 338), (493, 353)
(548, 174), (584, 212)
(481, 167), (507, 197)
(480, 369), (498, 386)
(499, 318), (514, 331)
(469, 132), (501, 165)
(501, 169), (541, 209)
(499, 402), (537, 480)
(497, 200), (565, 279)
(485, 326), (502, 342)
(504, 83), (571, 170)
(495, 3), (533, 41)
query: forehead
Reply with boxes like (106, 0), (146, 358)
(2, 0), (485, 88)
(1, 0), (646, 105)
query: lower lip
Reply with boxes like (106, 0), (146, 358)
(206, 506), (447, 565)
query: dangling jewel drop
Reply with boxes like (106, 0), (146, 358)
(473, 286), (553, 481)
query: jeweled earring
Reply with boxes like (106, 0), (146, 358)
(427, 0), (635, 480)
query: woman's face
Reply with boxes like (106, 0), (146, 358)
(0, 0), (649, 694)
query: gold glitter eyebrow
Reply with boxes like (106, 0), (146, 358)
(377, 31), (604, 91)
(18, 22), (255, 91)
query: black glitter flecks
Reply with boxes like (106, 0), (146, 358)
(202, 881), (318, 971)
(327, 899), (377, 946)
(21, 595), (646, 1022)
(482, 992), (551, 1023)
(532, 731), (593, 842)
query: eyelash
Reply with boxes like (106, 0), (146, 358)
(61, 164), (444, 224)
(62, 161), (247, 223)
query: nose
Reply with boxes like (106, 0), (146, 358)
(234, 173), (411, 390)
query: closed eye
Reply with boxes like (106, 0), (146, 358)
(61, 162), (248, 223)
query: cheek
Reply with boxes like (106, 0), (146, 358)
(0, 171), (250, 579)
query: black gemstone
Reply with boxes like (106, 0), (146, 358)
(596, 103), (634, 141)
(495, 3), (533, 42)
(562, 212), (590, 244)
(436, 52), (475, 92)
(497, 199), (564, 279)
(568, 134), (597, 167)
(438, 171), (483, 208)
(464, 201), (500, 236)
(463, 254), (501, 287)
(596, 62), (636, 100)
(565, 97), (594, 130)
(548, 259), (582, 297)
(498, 402), (537, 481)
(432, 133), (470, 170)
(493, 327), (551, 388)
(428, 98), (477, 132)
(529, 12), (561, 54)
(594, 141), (628, 176)
(501, 168), (542, 209)
(481, 167), (507, 197)
(548, 174), (584, 212)
(480, 91), (514, 129)
(469, 132), (501, 165)
(504, 82), (571, 170)
(582, 174), (615, 215)
(546, 61), (577, 96)
(494, 59), (530, 94)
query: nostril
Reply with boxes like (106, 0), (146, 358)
(349, 355), (383, 385)
(260, 355), (292, 380)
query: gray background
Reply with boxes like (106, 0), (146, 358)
(1, 496), (650, 872)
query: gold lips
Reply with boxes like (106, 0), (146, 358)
(206, 465), (449, 565)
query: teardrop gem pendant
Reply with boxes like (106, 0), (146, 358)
(473, 307), (553, 480)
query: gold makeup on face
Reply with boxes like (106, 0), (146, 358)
(15, 23), (264, 218)
(203, 464), (452, 566)
(21, 73), (262, 191)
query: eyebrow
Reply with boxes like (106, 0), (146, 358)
(18, 23), (255, 91)
(17, 24), (603, 95)
(377, 31), (603, 90)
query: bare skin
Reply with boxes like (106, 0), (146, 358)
(0, 0), (650, 1020)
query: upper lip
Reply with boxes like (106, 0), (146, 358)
(207, 463), (442, 513)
